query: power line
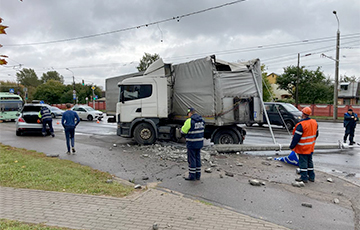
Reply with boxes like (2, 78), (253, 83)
(3, 0), (246, 47)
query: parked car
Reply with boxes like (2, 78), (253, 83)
(246, 102), (302, 130)
(49, 106), (64, 118)
(71, 105), (103, 121)
(15, 104), (50, 136)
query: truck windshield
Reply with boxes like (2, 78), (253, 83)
(119, 84), (152, 102)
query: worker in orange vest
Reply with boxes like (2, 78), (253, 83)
(289, 107), (318, 183)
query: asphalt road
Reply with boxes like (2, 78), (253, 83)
(1, 118), (359, 230)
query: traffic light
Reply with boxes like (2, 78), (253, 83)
(82, 79), (84, 85)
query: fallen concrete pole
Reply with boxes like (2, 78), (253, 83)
(214, 143), (341, 152)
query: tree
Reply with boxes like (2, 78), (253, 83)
(33, 80), (66, 104)
(341, 74), (358, 83)
(41, 71), (64, 84)
(261, 65), (273, 102)
(276, 66), (333, 104)
(136, 53), (160, 72)
(16, 68), (41, 87)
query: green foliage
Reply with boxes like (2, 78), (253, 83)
(276, 66), (333, 104)
(261, 65), (273, 102)
(33, 80), (65, 104)
(136, 52), (160, 72)
(16, 68), (41, 87)
(41, 71), (64, 84)
(0, 219), (71, 230)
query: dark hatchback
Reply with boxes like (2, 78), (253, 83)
(247, 102), (302, 130)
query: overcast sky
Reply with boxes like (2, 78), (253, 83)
(1, 0), (359, 90)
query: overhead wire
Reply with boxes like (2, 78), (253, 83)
(2, 0), (247, 47)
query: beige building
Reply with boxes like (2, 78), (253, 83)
(266, 73), (292, 100)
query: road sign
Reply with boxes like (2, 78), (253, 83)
(73, 94), (76, 100)
(91, 86), (95, 90)
(95, 95), (98, 99)
(9, 88), (14, 93)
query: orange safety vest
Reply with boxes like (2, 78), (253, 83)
(292, 119), (318, 154)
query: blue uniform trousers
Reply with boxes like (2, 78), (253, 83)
(298, 154), (315, 181)
(187, 148), (202, 180)
(344, 125), (355, 144)
(42, 118), (54, 136)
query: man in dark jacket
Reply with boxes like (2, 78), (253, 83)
(344, 108), (358, 145)
(181, 108), (205, 181)
(38, 105), (54, 137)
(61, 103), (80, 155)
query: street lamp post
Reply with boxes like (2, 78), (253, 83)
(66, 68), (76, 105)
(333, 11), (340, 120)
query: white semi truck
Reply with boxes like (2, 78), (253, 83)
(113, 55), (264, 145)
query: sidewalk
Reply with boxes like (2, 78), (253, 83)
(0, 186), (289, 230)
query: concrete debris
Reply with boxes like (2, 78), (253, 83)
(276, 164), (283, 167)
(327, 178), (333, 183)
(261, 181), (266, 186)
(47, 154), (59, 157)
(236, 162), (243, 166)
(134, 184), (142, 189)
(292, 182), (305, 187)
(113, 144), (117, 147)
(301, 202), (312, 208)
(225, 171), (234, 177)
(333, 198), (340, 204)
(142, 176), (149, 180)
(142, 154), (149, 158)
(345, 173), (356, 177)
(109, 147), (112, 151)
(209, 161), (217, 167)
(249, 179), (261, 186)
(286, 220), (293, 224)
(261, 161), (271, 166)
(266, 157), (273, 161)
(133, 142), (218, 162)
(219, 174), (223, 178)
(204, 168), (212, 173)
(105, 179), (113, 184)
(153, 223), (159, 230)
(337, 192), (343, 196)
(201, 150), (211, 161)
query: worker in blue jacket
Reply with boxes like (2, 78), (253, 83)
(38, 106), (54, 137)
(343, 108), (358, 145)
(181, 108), (205, 181)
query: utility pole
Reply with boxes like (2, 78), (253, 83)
(296, 53), (300, 107)
(66, 68), (76, 105)
(333, 11), (340, 120)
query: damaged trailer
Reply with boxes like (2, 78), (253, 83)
(114, 55), (264, 145)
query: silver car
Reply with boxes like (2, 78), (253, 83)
(71, 105), (103, 121)
(49, 106), (64, 118)
(15, 104), (50, 136)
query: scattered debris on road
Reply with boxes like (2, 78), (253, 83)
(301, 202), (313, 208)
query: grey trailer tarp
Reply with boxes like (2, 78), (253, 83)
(171, 56), (263, 125)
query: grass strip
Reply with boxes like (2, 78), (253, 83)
(0, 144), (133, 197)
(0, 219), (72, 230)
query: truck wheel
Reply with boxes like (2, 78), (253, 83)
(134, 123), (156, 145)
(285, 120), (294, 130)
(213, 129), (239, 145)
(87, 115), (93, 121)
